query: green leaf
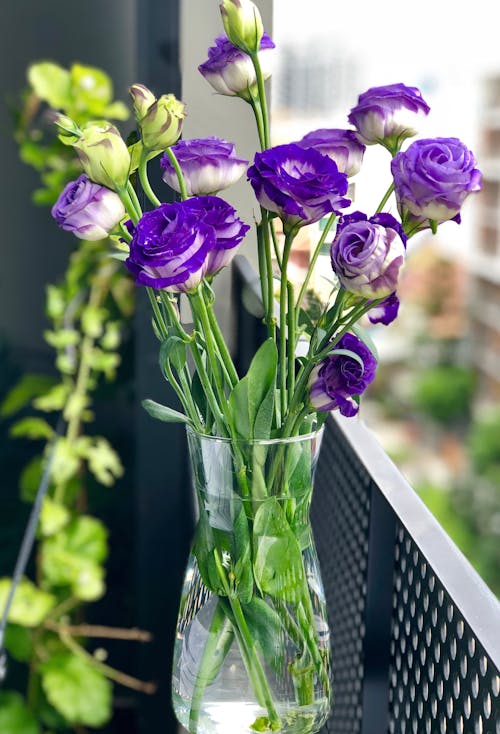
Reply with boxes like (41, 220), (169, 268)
(19, 455), (43, 502)
(232, 504), (253, 603)
(33, 383), (69, 413)
(3, 625), (33, 662)
(0, 374), (57, 418)
(228, 339), (277, 439)
(242, 597), (284, 673)
(44, 329), (80, 349)
(192, 506), (226, 596)
(142, 399), (189, 424)
(253, 498), (305, 603)
(69, 63), (113, 116)
(159, 334), (187, 373)
(9, 417), (54, 441)
(75, 436), (123, 486)
(39, 498), (70, 537)
(28, 61), (71, 109)
(41, 652), (112, 727)
(81, 305), (108, 339)
(50, 438), (80, 484)
(41, 516), (108, 601)
(45, 285), (66, 321)
(0, 691), (40, 734)
(102, 100), (130, 120)
(0, 578), (55, 627)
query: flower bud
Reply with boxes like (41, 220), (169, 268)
(51, 112), (82, 145)
(51, 174), (125, 241)
(219, 0), (264, 55)
(129, 83), (156, 121)
(139, 93), (186, 151)
(73, 123), (131, 190)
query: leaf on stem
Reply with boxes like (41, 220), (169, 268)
(253, 498), (305, 603)
(0, 577), (55, 627)
(141, 398), (190, 424)
(228, 339), (277, 440)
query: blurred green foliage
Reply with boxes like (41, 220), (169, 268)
(412, 364), (475, 426)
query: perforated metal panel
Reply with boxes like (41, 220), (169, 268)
(312, 419), (371, 734)
(388, 524), (500, 734)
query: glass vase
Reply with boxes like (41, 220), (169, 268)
(171, 427), (331, 734)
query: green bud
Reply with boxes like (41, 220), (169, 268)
(139, 93), (186, 151)
(220, 0), (264, 55)
(73, 123), (131, 190)
(129, 83), (157, 121)
(52, 112), (82, 145)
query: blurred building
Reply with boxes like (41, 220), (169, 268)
(271, 41), (359, 143)
(469, 76), (500, 402)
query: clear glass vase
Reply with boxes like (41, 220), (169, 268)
(171, 427), (331, 734)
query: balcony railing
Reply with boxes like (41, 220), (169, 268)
(232, 255), (500, 734)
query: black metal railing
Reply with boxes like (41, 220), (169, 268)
(232, 256), (500, 734)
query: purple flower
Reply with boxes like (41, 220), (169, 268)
(348, 83), (430, 148)
(51, 175), (125, 241)
(331, 212), (406, 298)
(247, 143), (350, 230)
(391, 137), (483, 225)
(183, 196), (250, 275)
(199, 34), (275, 99)
(368, 292), (400, 326)
(125, 197), (249, 292)
(309, 333), (377, 417)
(160, 137), (248, 196)
(297, 128), (366, 177)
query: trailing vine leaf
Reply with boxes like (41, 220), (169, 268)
(40, 652), (112, 727)
(39, 498), (70, 537)
(75, 436), (124, 486)
(9, 417), (55, 441)
(0, 691), (40, 734)
(41, 516), (108, 601)
(0, 578), (55, 627)
(0, 374), (57, 418)
(3, 625), (33, 662)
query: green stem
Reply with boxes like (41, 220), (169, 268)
(270, 221), (283, 270)
(188, 602), (234, 733)
(126, 180), (143, 220)
(279, 232), (295, 422)
(146, 287), (169, 339)
(295, 214), (336, 323)
(250, 53), (270, 149)
(213, 552), (281, 730)
(190, 337), (227, 436)
(139, 153), (161, 207)
(204, 289), (239, 388)
(165, 147), (188, 200)
(375, 182), (395, 213)
(287, 280), (296, 401)
(261, 209), (277, 341)
(249, 95), (266, 151)
(190, 291), (227, 410)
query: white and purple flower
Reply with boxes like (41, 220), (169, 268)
(309, 333), (377, 417)
(348, 83), (430, 150)
(297, 128), (366, 178)
(368, 292), (400, 326)
(51, 175), (125, 241)
(125, 196), (249, 292)
(331, 212), (406, 299)
(160, 137), (248, 196)
(391, 137), (483, 225)
(199, 33), (275, 99)
(247, 143), (350, 230)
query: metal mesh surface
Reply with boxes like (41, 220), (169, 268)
(312, 419), (371, 734)
(388, 523), (500, 734)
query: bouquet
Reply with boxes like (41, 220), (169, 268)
(48, 1), (482, 732)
